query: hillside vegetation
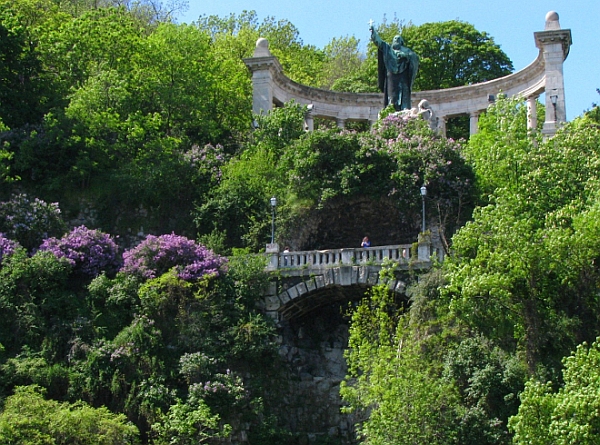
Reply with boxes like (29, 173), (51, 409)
(2, 1), (600, 444)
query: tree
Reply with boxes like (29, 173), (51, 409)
(341, 283), (461, 444)
(401, 21), (513, 92)
(465, 95), (539, 199)
(196, 10), (326, 88)
(443, 100), (600, 374)
(509, 338), (600, 445)
(0, 5), (61, 128)
(319, 36), (364, 90)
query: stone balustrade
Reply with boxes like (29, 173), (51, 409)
(266, 242), (444, 272)
(279, 244), (411, 268)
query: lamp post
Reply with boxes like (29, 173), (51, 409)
(270, 196), (277, 244)
(420, 185), (427, 233)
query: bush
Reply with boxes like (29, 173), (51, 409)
(0, 193), (67, 251)
(0, 233), (19, 263)
(39, 225), (120, 278)
(0, 385), (140, 445)
(121, 233), (226, 281)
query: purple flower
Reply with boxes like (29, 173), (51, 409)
(0, 233), (19, 262)
(39, 226), (120, 278)
(121, 233), (226, 281)
(0, 194), (66, 252)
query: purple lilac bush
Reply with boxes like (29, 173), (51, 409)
(39, 226), (120, 278)
(183, 143), (226, 183)
(121, 233), (226, 281)
(0, 194), (67, 251)
(0, 233), (19, 262)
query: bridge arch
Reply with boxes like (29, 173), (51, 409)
(264, 265), (407, 322)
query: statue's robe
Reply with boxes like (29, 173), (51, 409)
(375, 37), (419, 110)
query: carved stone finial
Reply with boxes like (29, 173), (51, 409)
(545, 11), (561, 30)
(254, 37), (272, 57)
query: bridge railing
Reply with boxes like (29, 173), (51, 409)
(276, 244), (414, 269)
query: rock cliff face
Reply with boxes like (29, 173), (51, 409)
(284, 195), (420, 251)
(276, 302), (359, 445)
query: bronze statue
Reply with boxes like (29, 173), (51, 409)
(370, 24), (419, 111)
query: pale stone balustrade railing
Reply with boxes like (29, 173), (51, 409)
(271, 244), (415, 270)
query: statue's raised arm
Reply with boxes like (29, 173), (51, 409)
(370, 27), (386, 49)
(369, 24), (419, 111)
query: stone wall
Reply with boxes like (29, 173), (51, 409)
(277, 301), (359, 444)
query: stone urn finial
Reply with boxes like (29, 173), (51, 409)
(545, 11), (561, 30)
(254, 37), (272, 57)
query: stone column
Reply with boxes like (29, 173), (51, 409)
(526, 96), (538, 131)
(265, 243), (279, 271)
(243, 38), (279, 115)
(417, 233), (431, 262)
(336, 117), (346, 129)
(304, 108), (314, 131)
(304, 113), (315, 131)
(534, 11), (572, 137)
(438, 116), (447, 137)
(469, 112), (479, 136)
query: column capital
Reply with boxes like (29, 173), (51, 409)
(534, 29), (572, 60)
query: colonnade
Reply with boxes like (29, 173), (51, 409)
(244, 11), (571, 138)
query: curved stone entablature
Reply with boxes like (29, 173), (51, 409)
(245, 55), (383, 125)
(244, 11), (572, 137)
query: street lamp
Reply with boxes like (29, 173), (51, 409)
(420, 185), (427, 233)
(270, 196), (277, 244)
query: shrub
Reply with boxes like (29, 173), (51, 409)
(39, 225), (120, 278)
(0, 193), (67, 251)
(0, 233), (19, 262)
(121, 233), (226, 281)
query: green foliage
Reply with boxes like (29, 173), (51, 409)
(465, 95), (539, 198)
(284, 129), (364, 205)
(87, 272), (141, 339)
(401, 21), (513, 91)
(151, 395), (230, 445)
(0, 249), (76, 358)
(67, 253), (277, 436)
(0, 385), (140, 444)
(0, 4), (62, 129)
(200, 104), (475, 251)
(194, 102), (306, 250)
(443, 336), (526, 443)
(342, 284), (461, 444)
(445, 103), (600, 374)
(0, 6), (256, 237)
(509, 338), (600, 445)
(197, 10), (326, 87)
(320, 36), (365, 90)
(0, 350), (71, 400)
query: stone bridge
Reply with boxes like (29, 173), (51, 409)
(259, 241), (443, 441)
(261, 240), (442, 322)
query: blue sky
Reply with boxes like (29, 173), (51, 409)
(180, 0), (599, 120)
